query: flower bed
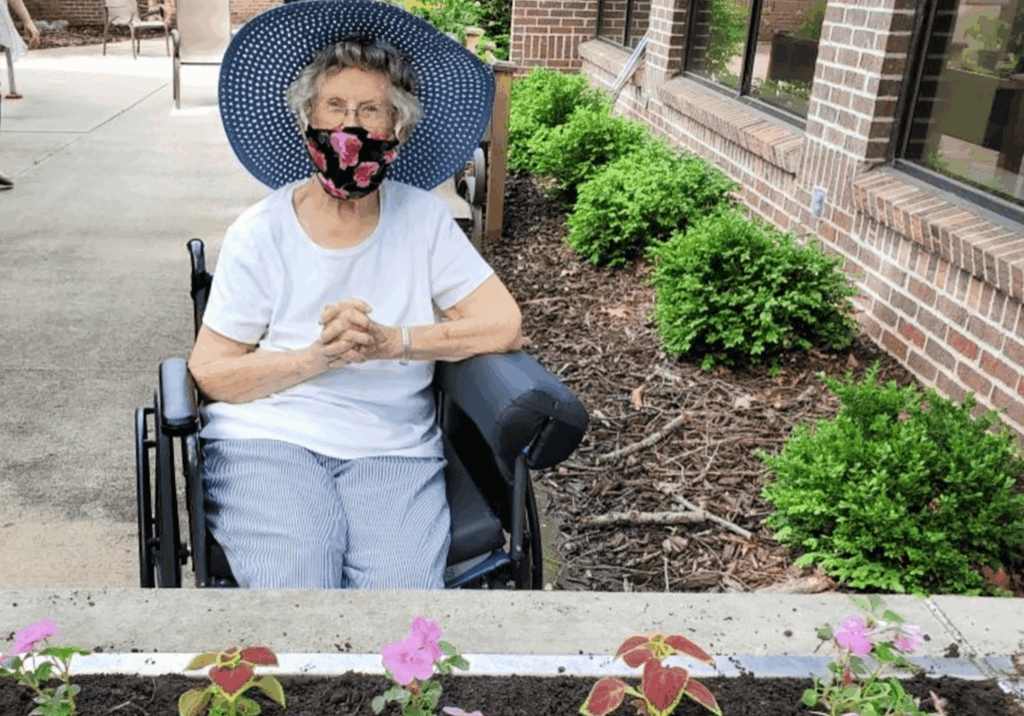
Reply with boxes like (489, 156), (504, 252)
(5, 600), (1019, 716)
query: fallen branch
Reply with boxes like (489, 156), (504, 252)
(580, 509), (751, 540)
(674, 495), (752, 540)
(597, 412), (689, 463)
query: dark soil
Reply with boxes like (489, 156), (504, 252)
(0, 671), (1020, 716)
(488, 173), (1024, 597)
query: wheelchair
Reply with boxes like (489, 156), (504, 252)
(135, 239), (589, 589)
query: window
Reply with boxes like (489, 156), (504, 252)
(685, 0), (825, 122)
(597, 0), (651, 49)
(896, 0), (1024, 218)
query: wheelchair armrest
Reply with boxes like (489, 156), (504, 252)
(159, 357), (199, 436)
(434, 350), (588, 471)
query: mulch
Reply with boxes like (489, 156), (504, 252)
(32, 25), (168, 50)
(487, 172), (1023, 596)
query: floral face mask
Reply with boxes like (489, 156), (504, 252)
(303, 125), (400, 200)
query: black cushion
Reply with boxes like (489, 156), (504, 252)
(435, 352), (588, 475)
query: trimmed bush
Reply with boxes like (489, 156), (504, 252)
(565, 139), (740, 267)
(508, 67), (607, 176)
(642, 207), (859, 370)
(526, 104), (651, 196)
(759, 363), (1024, 596)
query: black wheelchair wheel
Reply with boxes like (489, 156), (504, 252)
(135, 406), (156, 588)
(153, 391), (183, 588)
(524, 476), (544, 589)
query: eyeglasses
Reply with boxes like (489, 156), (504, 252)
(322, 100), (393, 130)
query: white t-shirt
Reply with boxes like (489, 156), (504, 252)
(198, 178), (496, 460)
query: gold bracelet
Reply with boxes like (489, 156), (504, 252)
(399, 325), (410, 365)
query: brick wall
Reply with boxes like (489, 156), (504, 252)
(511, 0), (599, 72)
(549, 0), (1024, 441)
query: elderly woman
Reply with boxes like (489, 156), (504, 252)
(187, 1), (522, 590)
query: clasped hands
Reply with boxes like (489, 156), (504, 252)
(314, 298), (401, 369)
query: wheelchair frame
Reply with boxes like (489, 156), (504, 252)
(135, 239), (588, 590)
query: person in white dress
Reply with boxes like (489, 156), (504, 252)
(0, 0), (39, 189)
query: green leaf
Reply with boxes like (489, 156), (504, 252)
(801, 688), (818, 707)
(178, 688), (213, 716)
(255, 674), (286, 707)
(850, 596), (871, 612)
(34, 663), (53, 683)
(881, 610), (904, 623)
(371, 695), (386, 713)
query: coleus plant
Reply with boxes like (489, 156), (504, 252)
(580, 633), (722, 716)
(178, 646), (286, 716)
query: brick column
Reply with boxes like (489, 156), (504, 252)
(793, 0), (916, 239)
(511, 0), (599, 72)
(645, 0), (689, 86)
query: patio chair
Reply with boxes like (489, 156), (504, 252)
(102, 0), (171, 60)
(171, 0), (231, 109)
(135, 239), (589, 590)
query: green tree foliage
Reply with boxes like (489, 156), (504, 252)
(704, 0), (748, 79)
(759, 364), (1024, 596)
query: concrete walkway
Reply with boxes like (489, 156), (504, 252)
(1, 42), (1022, 685)
(1, 40), (267, 590)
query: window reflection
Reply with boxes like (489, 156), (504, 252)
(909, 0), (1024, 208)
(598, 0), (651, 48)
(686, 0), (821, 116)
(687, 0), (751, 90)
(753, 0), (823, 116)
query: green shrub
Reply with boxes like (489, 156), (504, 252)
(759, 364), (1024, 596)
(527, 104), (652, 196)
(565, 139), (740, 267)
(508, 67), (608, 175)
(642, 207), (858, 370)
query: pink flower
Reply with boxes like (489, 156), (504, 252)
(833, 617), (873, 656)
(1, 618), (59, 664)
(353, 162), (380, 188)
(443, 708), (483, 716)
(330, 131), (362, 167)
(383, 149), (398, 164)
(894, 625), (923, 654)
(410, 616), (443, 662)
(306, 141), (327, 171)
(382, 636), (435, 685)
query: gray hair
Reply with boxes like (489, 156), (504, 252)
(285, 39), (421, 143)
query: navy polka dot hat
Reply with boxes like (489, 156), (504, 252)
(219, 0), (495, 191)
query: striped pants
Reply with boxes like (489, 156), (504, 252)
(200, 438), (451, 589)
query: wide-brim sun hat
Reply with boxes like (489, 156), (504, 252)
(219, 0), (495, 192)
